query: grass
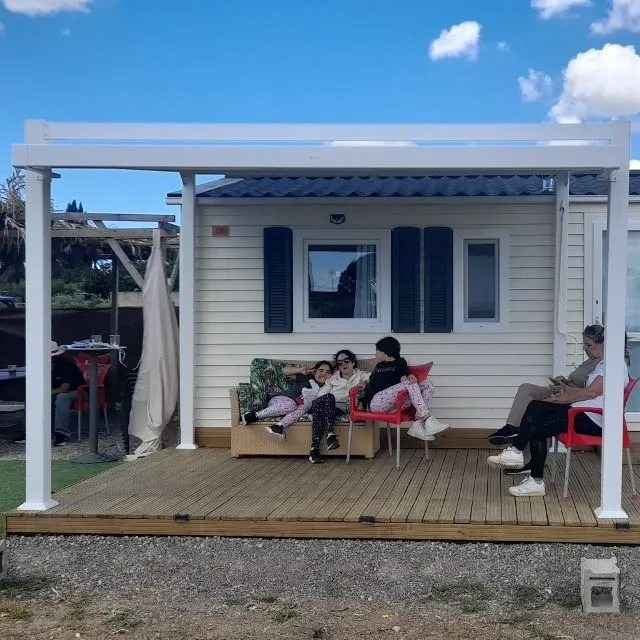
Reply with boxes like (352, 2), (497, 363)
(0, 460), (120, 538)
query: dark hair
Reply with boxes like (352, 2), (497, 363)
(583, 324), (605, 344)
(312, 360), (333, 373)
(375, 336), (402, 359)
(334, 349), (358, 367)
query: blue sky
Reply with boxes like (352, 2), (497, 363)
(0, 0), (639, 216)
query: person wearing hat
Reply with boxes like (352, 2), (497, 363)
(50, 341), (86, 446)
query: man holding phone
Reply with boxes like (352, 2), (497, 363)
(487, 326), (604, 459)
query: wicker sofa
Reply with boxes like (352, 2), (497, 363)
(229, 357), (380, 458)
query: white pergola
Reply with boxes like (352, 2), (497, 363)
(12, 119), (632, 519)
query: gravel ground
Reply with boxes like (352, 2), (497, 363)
(2, 536), (640, 638)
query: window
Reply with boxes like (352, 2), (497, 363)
(293, 229), (391, 332)
(453, 229), (510, 332)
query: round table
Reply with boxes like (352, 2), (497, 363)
(62, 346), (119, 464)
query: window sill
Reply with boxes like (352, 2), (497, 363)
(294, 321), (391, 333)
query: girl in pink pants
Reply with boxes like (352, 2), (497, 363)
(364, 337), (449, 440)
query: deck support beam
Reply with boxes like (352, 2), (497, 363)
(177, 172), (197, 450)
(597, 123), (631, 519)
(18, 168), (57, 512)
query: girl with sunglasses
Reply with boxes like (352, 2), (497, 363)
(307, 349), (370, 463)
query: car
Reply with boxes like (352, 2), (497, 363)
(0, 295), (24, 309)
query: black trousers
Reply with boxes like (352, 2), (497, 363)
(514, 400), (601, 479)
(310, 394), (344, 449)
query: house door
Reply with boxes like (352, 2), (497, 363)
(588, 219), (640, 416)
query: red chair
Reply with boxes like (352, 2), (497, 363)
(551, 377), (639, 500)
(73, 363), (111, 441)
(74, 353), (111, 377)
(347, 363), (433, 469)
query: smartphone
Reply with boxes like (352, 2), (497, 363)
(548, 376), (567, 386)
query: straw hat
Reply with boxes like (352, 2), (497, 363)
(50, 341), (65, 357)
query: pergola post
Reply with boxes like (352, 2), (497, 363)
(176, 171), (197, 450)
(596, 166), (630, 519)
(18, 169), (57, 511)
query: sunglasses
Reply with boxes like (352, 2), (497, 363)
(336, 358), (353, 366)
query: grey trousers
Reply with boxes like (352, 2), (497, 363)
(506, 383), (552, 428)
(506, 359), (599, 428)
(53, 390), (77, 437)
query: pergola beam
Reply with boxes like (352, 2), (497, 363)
(26, 121), (617, 142)
(3, 229), (177, 239)
(12, 143), (625, 173)
(52, 213), (175, 223)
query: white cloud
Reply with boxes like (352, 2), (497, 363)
(518, 69), (554, 102)
(531, 0), (591, 19)
(550, 44), (640, 121)
(428, 21), (481, 61)
(61, 26), (71, 36)
(631, 159), (640, 169)
(591, 0), (640, 34)
(497, 41), (510, 52)
(2, 0), (92, 15)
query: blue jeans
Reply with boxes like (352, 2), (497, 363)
(52, 391), (77, 437)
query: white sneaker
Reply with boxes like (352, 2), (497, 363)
(508, 476), (546, 497)
(408, 419), (435, 441)
(423, 415), (449, 436)
(487, 446), (524, 469)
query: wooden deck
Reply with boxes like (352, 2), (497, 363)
(5, 447), (640, 543)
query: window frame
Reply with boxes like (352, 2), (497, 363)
(453, 228), (510, 333)
(292, 228), (391, 333)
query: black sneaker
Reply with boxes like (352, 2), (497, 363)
(326, 433), (340, 450)
(243, 411), (258, 425)
(309, 448), (325, 464)
(503, 462), (532, 477)
(266, 424), (285, 440)
(488, 424), (519, 447)
(53, 432), (69, 447)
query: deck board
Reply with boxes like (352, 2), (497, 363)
(6, 447), (640, 544)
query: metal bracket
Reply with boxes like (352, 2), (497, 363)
(359, 515), (375, 525)
(614, 521), (630, 531)
(174, 514), (190, 522)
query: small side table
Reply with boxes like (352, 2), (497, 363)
(63, 346), (119, 464)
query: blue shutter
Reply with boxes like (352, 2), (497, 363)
(391, 227), (421, 333)
(264, 227), (293, 333)
(424, 227), (453, 333)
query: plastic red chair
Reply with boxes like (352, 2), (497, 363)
(74, 353), (111, 377)
(347, 363), (434, 469)
(551, 377), (639, 500)
(73, 363), (111, 440)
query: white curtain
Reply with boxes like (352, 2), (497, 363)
(126, 229), (179, 459)
(354, 244), (376, 318)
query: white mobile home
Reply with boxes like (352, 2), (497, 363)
(166, 173), (640, 432)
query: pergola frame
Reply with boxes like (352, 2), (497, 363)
(11, 119), (632, 519)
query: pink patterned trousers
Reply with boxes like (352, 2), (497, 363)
(369, 379), (434, 417)
(256, 395), (308, 428)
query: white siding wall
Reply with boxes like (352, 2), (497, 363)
(195, 200), (557, 429)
